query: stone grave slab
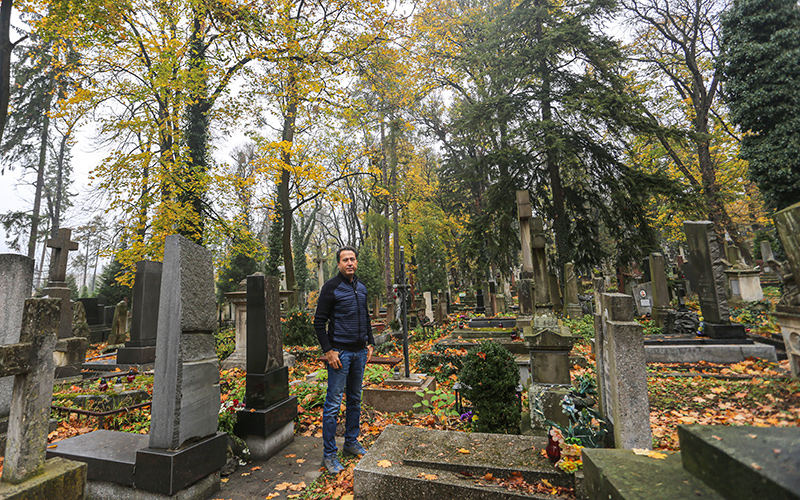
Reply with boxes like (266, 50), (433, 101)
(582, 448), (723, 500)
(354, 425), (576, 500)
(643, 334), (777, 363)
(679, 425), (800, 500)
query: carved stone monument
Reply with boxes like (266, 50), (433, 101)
(773, 201), (800, 377)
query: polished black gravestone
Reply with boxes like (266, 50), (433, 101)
(116, 261), (162, 364)
(233, 274), (297, 460)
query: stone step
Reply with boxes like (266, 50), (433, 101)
(582, 448), (724, 500)
(678, 425), (800, 500)
(748, 334), (788, 360)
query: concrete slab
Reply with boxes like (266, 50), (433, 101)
(644, 344), (777, 363)
(582, 448), (723, 500)
(354, 425), (574, 500)
(0, 457), (87, 500)
(217, 435), (327, 500)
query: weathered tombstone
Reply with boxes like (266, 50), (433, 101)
(516, 190), (534, 316)
(649, 253), (671, 328)
(631, 282), (653, 317)
(683, 221), (746, 339)
(474, 287), (486, 314)
(116, 261), (162, 365)
(531, 217), (551, 313)
(773, 201), (800, 377)
(0, 297), (87, 499)
(564, 262), (582, 319)
(233, 275), (297, 459)
(599, 293), (652, 450)
(221, 279), (247, 370)
(761, 240), (776, 273)
(106, 299), (128, 346)
(49, 235), (226, 498)
(423, 291), (433, 322)
(548, 274), (562, 313)
(525, 315), (575, 430)
(0, 254), (34, 457)
(593, 278), (612, 422)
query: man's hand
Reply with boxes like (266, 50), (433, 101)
(325, 350), (341, 369)
(367, 345), (374, 363)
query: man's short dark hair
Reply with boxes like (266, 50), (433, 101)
(336, 245), (358, 262)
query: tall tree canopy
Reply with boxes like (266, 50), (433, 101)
(720, 0), (800, 213)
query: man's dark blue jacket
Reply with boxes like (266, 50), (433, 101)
(314, 272), (374, 353)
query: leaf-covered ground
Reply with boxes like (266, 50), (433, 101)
(29, 310), (799, 498)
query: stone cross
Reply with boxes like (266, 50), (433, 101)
(0, 255), (35, 437)
(46, 229), (78, 284)
(0, 297), (61, 483)
(599, 293), (653, 450)
(149, 235), (220, 450)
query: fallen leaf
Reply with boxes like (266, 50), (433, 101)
(285, 454), (296, 458)
(377, 460), (392, 468)
(748, 434), (758, 439)
(710, 386), (726, 394)
(734, 391), (748, 399)
(774, 449), (782, 455)
(251, 466), (262, 471)
(751, 462), (762, 471)
(483, 473), (495, 481)
(632, 449), (667, 459)
(417, 473), (439, 481)
(711, 435), (722, 441)
(220, 478), (229, 483)
(457, 448), (470, 454)
(265, 494), (279, 499)
(275, 482), (292, 491)
(341, 496), (354, 500)
(240, 472), (250, 476)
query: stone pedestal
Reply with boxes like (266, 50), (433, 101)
(775, 306), (800, 377)
(523, 315), (575, 430)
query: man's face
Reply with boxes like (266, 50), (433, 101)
(338, 250), (358, 279)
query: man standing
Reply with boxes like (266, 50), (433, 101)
(314, 245), (375, 473)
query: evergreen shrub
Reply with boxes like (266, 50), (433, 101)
(458, 340), (520, 434)
(282, 308), (317, 346)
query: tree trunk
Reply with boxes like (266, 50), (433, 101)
(0, 0), (13, 145)
(28, 108), (50, 259)
(52, 131), (69, 235)
(381, 118), (391, 300)
(280, 72), (298, 306)
(390, 117), (399, 282)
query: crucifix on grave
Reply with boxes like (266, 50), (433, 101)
(393, 246), (412, 379)
(42, 228), (88, 377)
(47, 229), (79, 285)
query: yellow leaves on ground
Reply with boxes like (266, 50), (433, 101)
(274, 481), (306, 491)
(632, 449), (667, 460)
(376, 460), (392, 468)
(457, 448), (470, 454)
(417, 473), (439, 481)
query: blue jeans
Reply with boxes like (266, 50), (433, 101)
(322, 348), (367, 457)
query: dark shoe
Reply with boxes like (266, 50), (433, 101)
(343, 442), (368, 456)
(323, 454), (344, 474)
